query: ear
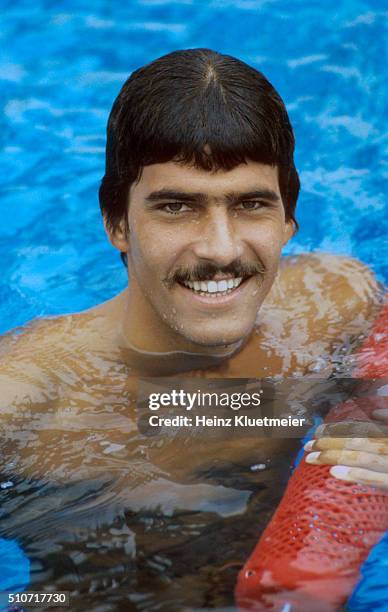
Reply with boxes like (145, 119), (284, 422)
(282, 220), (295, 245)
(103, 216), (130, 253)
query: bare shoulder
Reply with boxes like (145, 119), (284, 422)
(0, 291), (129, 411)
(268, 252), (382, 337)
(0, 315), (74, 409)
(285, 252), (380, 303)
(0, 306), (118, 410)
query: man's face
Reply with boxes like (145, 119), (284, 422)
(121, 160), (293, 349)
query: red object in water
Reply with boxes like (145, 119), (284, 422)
(235, 304), (388, 611)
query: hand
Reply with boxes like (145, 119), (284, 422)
(304, 409), (388, 490)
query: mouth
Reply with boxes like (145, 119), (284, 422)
(179, 276), (247, 297)
(175, 275), (255, 308)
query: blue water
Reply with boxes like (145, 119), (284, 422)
(0, 538), (29, 610)
(1, 0), (387, 334)
(0, 0), (387, 610)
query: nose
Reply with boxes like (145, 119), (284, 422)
(190, 206), (243, 266)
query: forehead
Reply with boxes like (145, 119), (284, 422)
(131, 160), (280, 199)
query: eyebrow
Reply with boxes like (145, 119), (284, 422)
(228, 189), (281, 203)
(144, 188), (281, 204)
(145, 189), (207, 204)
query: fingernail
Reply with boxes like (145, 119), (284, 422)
(304, 441), (315, 452)
(305, 451), (320, 463)
(330, 465), (350, 479)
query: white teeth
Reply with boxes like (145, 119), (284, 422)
(182, 276), (245, 295)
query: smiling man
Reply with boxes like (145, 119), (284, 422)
(108, 161), (292, 354)
(98, 47), (298, 360)
(0, 49), (386, 490)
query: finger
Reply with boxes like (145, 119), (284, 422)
(304, 437), (388, 455)
(372, 409), (388, 422)
(305, 449), (388, 473)
(330, 465), (388, 490)
(315, 421), (388, 438)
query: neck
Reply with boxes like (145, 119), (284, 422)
(110, 289), (246, 374)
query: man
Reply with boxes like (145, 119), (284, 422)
(0, 49), (387, 491)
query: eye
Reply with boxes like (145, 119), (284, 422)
(236, 201), (264, 211)
(162, 202), (192, 214)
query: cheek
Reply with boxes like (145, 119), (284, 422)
(129, 224), (182, 279)
(247, 224), (285, 265)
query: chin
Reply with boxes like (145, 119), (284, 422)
(180, 322), (254, 350)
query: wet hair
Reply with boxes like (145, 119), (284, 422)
(99, 48), (300, 250)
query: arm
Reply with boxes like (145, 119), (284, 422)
(305, 297), (388, 489)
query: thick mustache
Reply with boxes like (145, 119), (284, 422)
(164, 259), (266, 288)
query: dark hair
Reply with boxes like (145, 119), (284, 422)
(99, 48), (300, 238)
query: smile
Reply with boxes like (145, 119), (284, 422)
(181, 277), (244, 296)
(175, 275), (255, 309)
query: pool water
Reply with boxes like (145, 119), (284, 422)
(0, 0), (387, 610)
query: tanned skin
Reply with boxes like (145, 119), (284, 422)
(0, 161), (387, 493)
